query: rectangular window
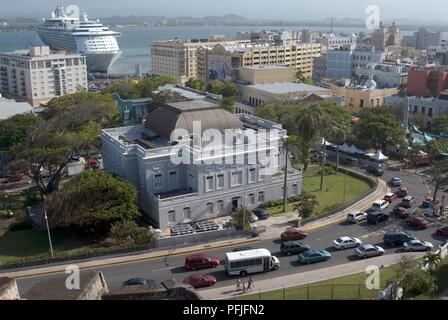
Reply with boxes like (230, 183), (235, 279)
(154, 174), (163, 190)
(248, 168), (256, 183)
(207, 202), (214, 214)
(168, 211), (176, 223)
(249, 194), (255, 205)
(360, 99), (364, 108)
(428, 107), (433, 117)
(217, 174), (224, 189)
(217, 200), (224, 213)
(421, 106), (426, 114)
(231, 171), (243, 186)
(292, 184), (299, 196)
(258, 191), (265, 203)
(183, 207), (191, 220)
(169, 171), (177, 189)
(205, 176), (214, 192)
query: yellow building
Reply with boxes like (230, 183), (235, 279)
(238, 65), (295, 85)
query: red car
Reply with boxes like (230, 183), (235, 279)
(436, 225), (448, 237)
(393, 206), (409, 218)
(384, 192), (398, 203)
(184, 254), (220, 271)
(183, 274), (217, 288)
(281, 228), (308, 241)
(406, 217), (431, 229)
(1, 175), (23, 184)
(398, 187), (409, 197)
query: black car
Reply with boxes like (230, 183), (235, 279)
(383, 230), (416, 246)
(280, 241), (310, 255)
(367, 167), (384, 177)
(367, 211), (389, 224)
(122, 278), (157, 286)
(232, 246), (254, 252)
(252, 208), (270, 220)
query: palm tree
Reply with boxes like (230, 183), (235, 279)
(282, 135), (300, 213)
(429, 159), (448, 215)
(296, 105), (325, 172)
(331, 125), (350, 173)
(423, 252), (442, 275)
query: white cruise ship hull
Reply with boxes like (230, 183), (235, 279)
(84, 51), (122, 73)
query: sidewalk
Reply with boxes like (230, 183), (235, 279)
(257, 179), (389, 239)
(200, 252), (424, 300)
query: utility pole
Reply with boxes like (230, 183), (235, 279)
(320, 138), (327, 191)
(343, 165), (348, 204)
(44, 209), (54, 258)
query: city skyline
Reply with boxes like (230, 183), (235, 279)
(1, 0), (448, 22)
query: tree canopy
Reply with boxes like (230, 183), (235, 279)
(106, 75), (177, 99)
(185, 78), (205, 92)
(45, 170), (140, 233)
(432, 112), (448, 134)
(0, 113), (43, 153)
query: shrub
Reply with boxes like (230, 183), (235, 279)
(109, 220), (153, 245)
(318, 166), (336, 176)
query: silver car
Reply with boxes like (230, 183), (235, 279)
(403, 240), (433, 252)
(355, 244), (385, 259)
(333, 236), (362, 250)
(346, 211), (367, 223)
(390, 177), (402, 187)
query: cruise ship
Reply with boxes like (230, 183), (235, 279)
(37, 6), (121, 73)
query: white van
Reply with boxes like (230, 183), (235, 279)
(224, 248), (280, 276)
(371, 200), (389, 211)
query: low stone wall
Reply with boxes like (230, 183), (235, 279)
(155, 228), (239, 249)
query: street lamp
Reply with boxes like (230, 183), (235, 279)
(342, 165), (348, 204)
(43, 208), (54, 258)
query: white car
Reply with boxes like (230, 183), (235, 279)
(346, 211), (368, 223)
(333, 236), (362, 250)
(390, 177), (402, 187)
(355, 244), (385, 259)
(403, 240), (433, 252)
(371, 200), (389, 211)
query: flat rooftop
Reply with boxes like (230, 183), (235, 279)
(249, 82), (331, 94)
(0, 99), (33, 120)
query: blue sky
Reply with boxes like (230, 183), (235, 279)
(0, 0), (446, 20)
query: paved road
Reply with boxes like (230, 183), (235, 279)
(14, 168), (448, 296)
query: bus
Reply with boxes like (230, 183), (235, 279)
(224, 248), (280, 276)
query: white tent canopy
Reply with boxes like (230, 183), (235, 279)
(348, 145), (365, 155)
(371, 151), (388, 161)
(339, 143), (351, 153)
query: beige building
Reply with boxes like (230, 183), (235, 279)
(328, 82), (399, 112)
(238, 65), (295, 84)
(150, 39), (250, 84)
(0, 46), (88, 106)
(371, 22), (401, 51)
(151, 39), (323, 84)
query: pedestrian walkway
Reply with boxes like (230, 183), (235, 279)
(256, 179), (389, 240)
(200, 252), (424, 300)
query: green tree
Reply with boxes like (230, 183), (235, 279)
(432, 112), (448, 134)
(9, 93), (118, 196)
(394, 256), (437, 299)
(106, 79), (141, 99)
(221, 96), (236, 113)
(150, 89), (188, 109)
(294, 69), (305, 81)
(232, 207), (252, 231)
(110, 220), (153, 246)
(425, 139), (448, 159)
(409, 112), (429, 130)
(294, 192), (319, 219)
(209, 80), (225, 95)
(185, 78), (205, 91)
(429, 159), (448, 214)
(354, 107), (405, 150)
(423, 252), (442, 275)
(45, 170), (140, 234)
(138, 75), (177, 97)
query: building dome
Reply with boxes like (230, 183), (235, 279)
(364, 78), (377, 89)
(145, 100), (243, 140)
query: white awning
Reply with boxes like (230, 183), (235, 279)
(371, 151), (388, 161)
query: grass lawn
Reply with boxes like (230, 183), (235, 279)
(0, 230), (50, 265)
(267, 166), (372, 215)
(233, 257), (448, 300)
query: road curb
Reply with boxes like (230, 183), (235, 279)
(0, 237), (259, 279)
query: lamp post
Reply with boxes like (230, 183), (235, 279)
(43, 208), (54, 258)
(343, 165), (348, 204)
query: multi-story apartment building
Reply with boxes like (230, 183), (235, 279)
(318, 33), (357, 50)
(371, 22), (401, 51)
(0, 46), (87, 106)
(312, 54), (327, 83)
(326, 45), (386, 80)
(151, 38), (323, 84)
(150, 39), (250, 84)
(407, 69), (448, 97)
(101, 100), (302, 227)
(402, 28), (442, 50)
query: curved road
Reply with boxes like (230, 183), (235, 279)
(14, 168), (448, 296)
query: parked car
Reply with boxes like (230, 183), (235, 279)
(252, 208), (270, 220)
(403, 240), (433, 252)
(390, 177), (402, 187)
(422, 197), (439, 208)
(280, 241), (310, 255)
(184, 254), (220, 271)
(1, 175), (23, 184)
(436, 225), (448, 237)
(355, 244), (385, 259)
(384, 192), (398, 203)
(232, 247), (255, 252)
(298, 249), (331, 264)
(383, 230), (416, 246)
(281, 228), (308, 241)
(346, 211), (368, 223)
(400, 196), (417, 208)
(333, 236), (362, 250)
(250, 212), (259, 222)
(371, 200), (389, 211)
(122, 278), (156, 286)
(367, 211), (389, 224)
(183, 274), (217, 288)
(398, 187), (409, 197)
(392, 206), (409, 219)
(406, 217), (431, 229)
(367, 167), (384, 176)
